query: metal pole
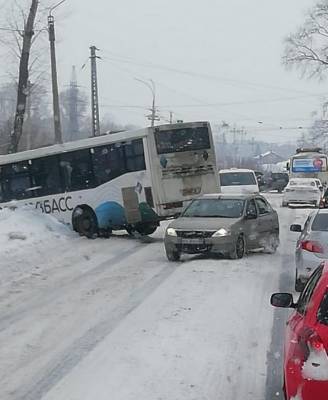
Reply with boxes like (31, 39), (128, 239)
(48, 14), (62, 144)
(90, 46), (100, 137)
(135, 78), (159, 127)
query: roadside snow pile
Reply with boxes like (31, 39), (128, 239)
(302, 347), (328, 381)
(0, 206), (74, 252)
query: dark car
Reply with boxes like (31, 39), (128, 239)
(254, 171), (266, 191)
(269, 172), (289, 193)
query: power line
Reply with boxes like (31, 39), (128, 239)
(101, 49), (326, 97)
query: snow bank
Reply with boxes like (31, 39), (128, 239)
(290, 387), (303, 400)
(302, 348), (328, 381)
(0, 206), (73, 252)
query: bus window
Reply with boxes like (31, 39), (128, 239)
(155, 126), (210, 154)
(124, 139), (146, 172)
(30, 156), (62, 196)
(2, 161), (32, 201)
(92, 144), (125, 184)
(60, 149), (96, 192)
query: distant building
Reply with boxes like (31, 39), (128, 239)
(254, 150), (284, 165)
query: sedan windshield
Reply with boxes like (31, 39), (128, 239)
(220, 172), (256, 186)
(182, 198), (245, 218)
(312, 214), (328, 231)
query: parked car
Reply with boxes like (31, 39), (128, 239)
(219, 169), (259, 194)
(282, 178), (322, 208)
(254, 171), (267, 191)
(269, 172), (289, 193)
(164, 193), (279, 261)
(271, 263), (328, 400)
(290, 210), (328, 291)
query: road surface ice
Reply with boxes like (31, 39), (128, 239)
(0, 195), (313, 400)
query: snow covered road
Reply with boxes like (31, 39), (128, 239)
(0, 195), (312, 400)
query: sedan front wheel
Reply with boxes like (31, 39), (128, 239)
(229, 235), (245, 259)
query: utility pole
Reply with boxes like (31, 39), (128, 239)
(48, 1), (65, 144)
(169, 111), (173, 124)
(90, 46), (101, 136)
(9, 0), (39, 153)
(135, 78), (160, 127)
(68, 65), (79, 140)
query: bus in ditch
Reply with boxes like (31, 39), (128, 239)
(287, 147), (328, 186)
(0, 121), (219, 237)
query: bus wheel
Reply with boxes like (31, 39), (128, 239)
(100, 228), (112, 238)
(135, 223), (158, 236)
(73, 207), (98, 239)
(126, 226), (135, 236)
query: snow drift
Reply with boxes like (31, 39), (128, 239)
(0, 206), (73, 252)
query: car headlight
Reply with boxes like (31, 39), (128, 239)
(213, 228), (231, 237)
(166, 227), (177, 237)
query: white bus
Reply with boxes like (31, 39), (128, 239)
(288, 148), (328, 186)
(0, 121), (219, 237)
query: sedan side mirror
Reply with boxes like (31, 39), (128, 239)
(290, 224), (302, 232)
(270, 293), (295, 308)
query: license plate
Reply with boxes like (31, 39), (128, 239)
(181, 238), (205, 245)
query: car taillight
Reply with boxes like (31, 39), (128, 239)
(301, 240), (324, 253)
(299, 328), (327, 362)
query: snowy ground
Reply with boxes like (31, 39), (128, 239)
(0, 195), (313, 400)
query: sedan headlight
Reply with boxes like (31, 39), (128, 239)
(166, 227), (177, 237)
(213, 228), (231, 237)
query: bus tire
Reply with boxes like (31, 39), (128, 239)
(72, 206), (98, 239)
(126, 226), (135, 236)
(135, 223), (158, 236)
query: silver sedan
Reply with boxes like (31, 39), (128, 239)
(164, 194), (279, 261)
(290, 209), (328, 291)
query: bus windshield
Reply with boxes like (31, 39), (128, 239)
(155, 126), (210, 154)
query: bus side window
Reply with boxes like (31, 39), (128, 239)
(2, 161), (32, 201)
(125, 139), (146, 172)
(0, 167), (5, 202)
(31, 156), (62, 196)
(92, 144), (125, 184)
(60, 149), (96, 192)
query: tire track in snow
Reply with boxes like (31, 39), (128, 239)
(0, 242), (144, 333)
(12, 262), (177, 400)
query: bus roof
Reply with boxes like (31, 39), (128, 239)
(0, 128), (149, 165)
(0, 121), (209, 166)
(292, 151), (327, 158)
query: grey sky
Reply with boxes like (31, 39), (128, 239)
(3, 0), (326, 143)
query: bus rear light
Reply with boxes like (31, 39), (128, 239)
(163, 202), (183, 210)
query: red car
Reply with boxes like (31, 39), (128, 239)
(271, 262), (328, 400)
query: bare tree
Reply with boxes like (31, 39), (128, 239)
(283, 1), (328, 79)
(7, 0), (40, 153)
